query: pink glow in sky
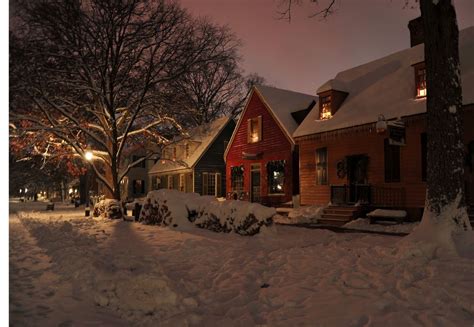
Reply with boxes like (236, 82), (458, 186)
(179, 0), (474, 95)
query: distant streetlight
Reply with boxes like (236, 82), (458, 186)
(85, 151), (93, 161)
(84, 150), (93, 217)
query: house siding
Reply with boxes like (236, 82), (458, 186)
(296, 104), (474, 219)
(194, 120), (236, 196)
(226, 92), (294, 206)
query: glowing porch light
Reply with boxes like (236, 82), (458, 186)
(376, 115), (387, 134)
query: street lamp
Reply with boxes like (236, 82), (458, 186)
(85, 151), (93, 161)
(84, 150), (93, 217)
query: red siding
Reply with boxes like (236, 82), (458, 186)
(296, 105), (474, 219)
(226, 91), (293, 205)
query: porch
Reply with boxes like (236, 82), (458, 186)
(330, 184), (406, 208)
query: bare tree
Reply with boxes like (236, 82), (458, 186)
(170, 56), (267, 126)
(278, 0), (471, 236)
(10, 0), (237, 200)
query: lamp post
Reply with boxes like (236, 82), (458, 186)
(84, 150), (93, 217)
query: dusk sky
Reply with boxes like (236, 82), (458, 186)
(180, 0), (474, 95)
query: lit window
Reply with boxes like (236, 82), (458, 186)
(231, 166), (244, 192)
(267, 161), (285, 194)
(202, 172), (221, 196)
(415, 63), (427, 98)
(320, 96), (332, 120)
(247, 116), (262, 143)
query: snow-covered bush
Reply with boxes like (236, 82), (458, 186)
(139, 190), (275, 235)
(93, 199), (123, 219)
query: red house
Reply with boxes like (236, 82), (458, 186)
(224, 85), (317, 206)
(293, 20), (474, 224)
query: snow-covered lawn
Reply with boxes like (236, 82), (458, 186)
(9, 201), (474, 326)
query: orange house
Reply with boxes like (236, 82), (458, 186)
(293, 21), (474, 221)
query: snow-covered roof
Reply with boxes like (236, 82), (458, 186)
(254, 85), (318, 139)
(294, 26), (474, 138)
(316, 79), (349, 94)
(149, 116), (232, 174)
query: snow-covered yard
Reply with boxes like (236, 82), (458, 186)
(9, 201), (474, 326)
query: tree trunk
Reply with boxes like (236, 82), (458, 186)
(420, 0), (471, 231)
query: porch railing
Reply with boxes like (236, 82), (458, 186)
(330, 184), (405, 207)
(330, 184), (370, 205)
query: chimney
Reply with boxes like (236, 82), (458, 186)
(408, 16), (424, 47)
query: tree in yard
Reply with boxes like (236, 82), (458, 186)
(278, 0), (471, 241)
(168, 57), (267, 126)
(10, 0), (238, 200)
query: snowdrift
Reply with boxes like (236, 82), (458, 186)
(139, 190), (275, 235)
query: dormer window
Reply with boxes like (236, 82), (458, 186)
(415, 62), (427, 98)
(320, 95), (332, 120)
(247, 116), (262, 143)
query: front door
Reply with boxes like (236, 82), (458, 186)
(250, 164), (261, 203)
(346, 155), (369, 203)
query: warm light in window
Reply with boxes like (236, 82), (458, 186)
(251, 132), (259, 142)
(320, 95), (332, 120)
(249, 117), (260, 143)
(415, 64), (427, 98)
(320, 109), (332, 120)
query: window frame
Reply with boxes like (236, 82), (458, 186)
(319, 95), (332, 120)
(315, 147), (328, 185)
(267, 160), (285, 195)
(414, 62), (427, 98)
(384, 138), (401, 183)
(247, 116), (262, 143)
(231, 165), (244, 192)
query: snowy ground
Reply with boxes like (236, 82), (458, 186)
(9, 201), (474, 326)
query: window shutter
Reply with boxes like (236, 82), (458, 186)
(247, 119), (251, 143)
(216, 173), (221, 197)
(202, 172), (208, 195)
(258, 116), (262, 141)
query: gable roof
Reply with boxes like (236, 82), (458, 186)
(255, 85), (318, 138)
(294, 26), (474, 138)
(149, 116), (232, 174)
(223, 85), (317, 160)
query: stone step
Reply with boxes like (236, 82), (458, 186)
(318, 218), (351, 226)
(324, 208), (358, 215)
(320, 213), (353, 220)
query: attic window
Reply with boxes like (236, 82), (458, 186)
(415, 62), (427, 98)
(247, 116), (262, 143)
(320, 95), (332, 120)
